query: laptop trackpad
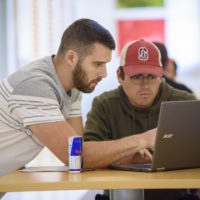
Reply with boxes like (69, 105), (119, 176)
(109, 163), (152, 172)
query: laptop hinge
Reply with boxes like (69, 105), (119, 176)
(156, 167), (165, 172)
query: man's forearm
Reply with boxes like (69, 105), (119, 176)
(83, 131), (154, 168)
(30, 120), (155, 169)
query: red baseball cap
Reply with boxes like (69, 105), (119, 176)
(120, 39), (163, 77)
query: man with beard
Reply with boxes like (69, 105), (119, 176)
(0, 19), (156, 180)
(84, 39), (196, 200)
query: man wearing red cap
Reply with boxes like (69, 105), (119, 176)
(84, 39), (196, 200)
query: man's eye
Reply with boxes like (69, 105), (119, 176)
(95, 63), (102, 67)
(148, 75), (156, 80)
(131, 75), (141, 80)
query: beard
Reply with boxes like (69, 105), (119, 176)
(72, 62), (102, 93)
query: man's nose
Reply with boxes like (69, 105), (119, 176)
(140, 78), (149, 86)
(98, 65), (107, 78)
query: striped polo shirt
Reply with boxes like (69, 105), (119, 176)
(0, 56), (81, 176)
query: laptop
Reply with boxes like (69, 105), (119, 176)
(109, 100), (200, 172)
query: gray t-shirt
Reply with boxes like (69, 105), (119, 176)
(0, 56), (82, 176)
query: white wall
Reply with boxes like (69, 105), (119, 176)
(0, 0), (7, 80)
(166, 0), (200, 69)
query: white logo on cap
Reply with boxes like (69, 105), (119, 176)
(138, 47), (148, 61)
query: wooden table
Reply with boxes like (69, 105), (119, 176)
(0, 168), (200, 192)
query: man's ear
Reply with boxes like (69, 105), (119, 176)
(65, 50), (78, 67)
(117, 68), (123, 84)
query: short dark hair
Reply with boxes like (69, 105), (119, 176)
(153, 42), (168, 69)
(57, 18), (115, 59)
(118, 66), (125, 80)
(168, 58), (178, 71)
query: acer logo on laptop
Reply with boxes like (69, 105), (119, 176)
(163, 133), (174, 139)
